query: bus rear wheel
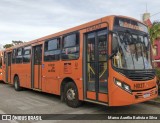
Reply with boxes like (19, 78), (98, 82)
(64, 82), (81, 108)
(14, 76), (22, 91)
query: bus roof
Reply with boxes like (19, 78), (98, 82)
(4, 15), (144, 51)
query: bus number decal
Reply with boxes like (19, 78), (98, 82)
(48, 64), (55, 72)
(134, 83), (145, 89)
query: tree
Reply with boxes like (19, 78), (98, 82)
(3, 40), (24, 49)
(3, 44), (14, 49)
(149, 21), (160, 45)
(12, 40), (24, 45)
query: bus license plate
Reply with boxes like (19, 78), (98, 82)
(143, 93), (150, 98)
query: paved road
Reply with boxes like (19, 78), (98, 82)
(0, 82), (160, 123)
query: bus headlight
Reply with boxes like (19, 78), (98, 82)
(0, 72), (2, 75)
(114, 78), (132, 94)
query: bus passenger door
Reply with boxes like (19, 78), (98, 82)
(32, 45), (42, 90)
(84, 29), (108, 103)
(6, 52), (12, 83)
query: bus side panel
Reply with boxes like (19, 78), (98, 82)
(58, 32), (83, 101)
(11, 64), (16, 84)
(11, 64), (15, 84)
(7, 66), (11, 83)
(2, 65), (6, 82)
(59, 59), (83, 101)
(23, 64), (31, 88)
(15, 64), (26, 87)
(41, 62), (60, 95)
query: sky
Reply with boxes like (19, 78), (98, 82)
(0, 0), (160, 48)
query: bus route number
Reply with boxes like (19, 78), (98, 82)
(134, 83), (145, 89)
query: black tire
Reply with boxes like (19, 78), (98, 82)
(14, 76), (22, 91)
(64, 82), (82, 108)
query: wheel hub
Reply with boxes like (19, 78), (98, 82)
(15, 81), (18, 89)
(67, 88), (75, 100)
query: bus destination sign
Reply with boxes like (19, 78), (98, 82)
(114, 17), (148, 33)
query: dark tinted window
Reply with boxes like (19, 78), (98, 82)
(3, 52), (6, 64)
(114, 17), (148, 33)
(17, 48), (22, 56)
(44, 38), (60, 61)
(12, 49), (16, 64)
(8, 53), (11, 66)
(45, 39), (60, 51)
(23, 46), (31, 63)
(34, 45), (42, 65)
(63, 34), (78, 48)
(16, 48), (23, 63)
(62, 33), (79, 60)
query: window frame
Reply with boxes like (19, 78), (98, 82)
(16, 47), (23, 64)
(17, 48), (23, 56)
(23, 46), (31, 63)
(61, 32), (80, 61)
(44, 37), (61, 62)
(3, 52), (6, 64)
(12, 49), (17, 64)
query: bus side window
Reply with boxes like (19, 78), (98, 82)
(44, 38), (60, 61)
(16, 48), (23, 64)
(61, 33), (79, 60)
(12, 49), (16, 64)
(3, 52), (6, 64)
(23, 46), (31, 63)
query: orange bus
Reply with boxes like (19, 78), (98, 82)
(2, 15), (158, 107)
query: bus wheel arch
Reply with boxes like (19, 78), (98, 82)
(60, 77), (82, 108)
(13, 74), (22, 91)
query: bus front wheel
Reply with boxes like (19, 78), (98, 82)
(64, 82), (81, 108)
(14, 76), (22, 91)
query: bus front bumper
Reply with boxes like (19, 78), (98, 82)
(132, 87), (158, 104)
(109, 86), (158, 106)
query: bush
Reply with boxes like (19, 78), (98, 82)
(156, 68), (160, 91)
(156, 68), (160, 80)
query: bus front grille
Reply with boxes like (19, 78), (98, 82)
(115, 68), (156, 81)
(126, 70), (155, 81)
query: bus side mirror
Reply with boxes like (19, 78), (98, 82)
(109, 35), (119, 59)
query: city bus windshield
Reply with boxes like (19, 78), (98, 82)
(112, 31), (152, 70)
